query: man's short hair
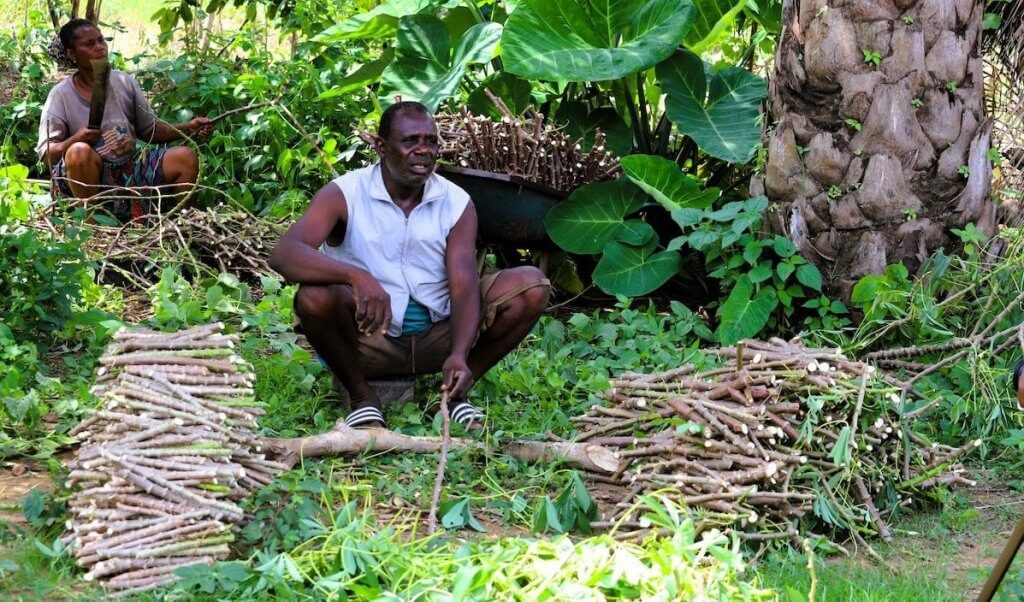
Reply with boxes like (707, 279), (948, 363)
(378, 101), (431, 140)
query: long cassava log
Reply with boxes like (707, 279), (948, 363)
(262, 426), (619, 474)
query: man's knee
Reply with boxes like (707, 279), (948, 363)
(490, 266), (550, 314)
(163, 146), (199, 181)
(64, 142), (100, 169)
(294, 284), (353, 321)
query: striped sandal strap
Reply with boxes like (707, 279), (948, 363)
(450, 401), (485, 427)
(344, 405), (386, 429)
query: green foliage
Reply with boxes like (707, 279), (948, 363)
(501, 0), (695, 82)
(592, 239), (683, 297)
(531, 472), (599, 534)
(658, 48), (767, 164)
(849, 226), (1024, 443)
(620, 154), (720, 210)
(379, 15), (501, 111)
(543, 178), (651, 254)
(685, 0), (750, 54)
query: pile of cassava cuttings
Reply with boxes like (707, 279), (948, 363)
(579, 338), (978, 549)
(68, 206), (284, 291)
(433, 103), (622, 194)
(62, 323), (287, 597)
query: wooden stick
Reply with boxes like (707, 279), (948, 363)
(426, 392), (452, 534)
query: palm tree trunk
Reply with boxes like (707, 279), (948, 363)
(755, 0), (994, 299)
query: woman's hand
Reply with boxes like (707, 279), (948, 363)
(72, 126), (102, 146)
(185, 117), (215, 139)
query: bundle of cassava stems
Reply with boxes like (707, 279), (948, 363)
(579, 338), (978, 552)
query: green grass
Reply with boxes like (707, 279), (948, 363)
(755, 556), (961, 602)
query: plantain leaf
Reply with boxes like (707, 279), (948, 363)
(685, 0), (749, 54)
(543, 179), (648, 255)
(317, 49), (395, 99)
(379, 16), (502, 111)
(620, 154), (720, 211)
(657, 49), (766, 164)
(312, 0), (447, 42)
(593, 240), (682, 296)
(715, 275), (778, 344)
(501, 0), (694, 82)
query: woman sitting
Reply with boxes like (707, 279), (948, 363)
(37, 18), (214, 222)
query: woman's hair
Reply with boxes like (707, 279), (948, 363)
(59, 18), (95, 51)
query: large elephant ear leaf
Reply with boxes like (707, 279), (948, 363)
(380, 17), (502, 111)
(620, 154), (720, 211)
(685, 0), (749, 54)
(543, 179), (648, 255)
(658, 49), (766, 163)
(715, 275), (778, 344)
(593, 240), (682, 296)
(312, 0), (441, 42)
(501, 0), (694, 82)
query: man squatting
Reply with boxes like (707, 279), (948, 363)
(270, 101), (551, 430)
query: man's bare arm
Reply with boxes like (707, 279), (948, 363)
(269, 183), (359, 284)
(269, 183), (392, 335)
(442, 202), (480, 397)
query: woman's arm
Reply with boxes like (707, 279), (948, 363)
(147, 117), (214, 144)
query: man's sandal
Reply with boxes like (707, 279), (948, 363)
(343, 405), (386, 429)
(450, 401), (486, 429)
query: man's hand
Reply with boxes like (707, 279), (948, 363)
(351, 270), (391, 336)
(441, 356), (474, 400)
(186, 117), (215, 139)
(73, 126), (102, 146)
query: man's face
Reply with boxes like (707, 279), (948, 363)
(377, 110), (439, 189)
(69, 26), (108, 68)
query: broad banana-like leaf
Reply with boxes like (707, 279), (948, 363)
(317, 49), (396, 99)
(593, 240), (682, 296)
(313, 0), (446, 42)
(379, 16), (502, 111)
(543, 179), (650, 255)
(620, 154), (720, 211)
(657, 49), (766, 163)
(501, 0), (694, 82)
(685, 0), (749, 54)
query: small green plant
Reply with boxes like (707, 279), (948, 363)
(903, 208), (918, 221)
(911, 97), (924, 108)
(946, 81), (958, 93)
(902, 14), (915, 25)
(862, 49), (882, 67)
(845, 118), (862, 132)
(853, 147), (863, 156)
(957, 165), (971, 179)
(828, 185), (843, 199)
(988, 147), (1003, 166)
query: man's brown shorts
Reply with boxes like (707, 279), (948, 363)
(297, 270), (549, 379)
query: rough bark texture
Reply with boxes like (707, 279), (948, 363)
(754, 0), (994, 299)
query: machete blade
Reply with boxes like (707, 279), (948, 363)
(88, 57), (111, 130)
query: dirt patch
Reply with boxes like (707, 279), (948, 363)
(0, 462), (56, 526)
(0, 63), (17, 105)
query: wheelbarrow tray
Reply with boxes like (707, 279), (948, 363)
(437, 166), (567, 249)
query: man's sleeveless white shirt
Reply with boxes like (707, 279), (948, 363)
(320, 163), (471, 337)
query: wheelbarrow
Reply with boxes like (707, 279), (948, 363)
(437, 166), (566, 258)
